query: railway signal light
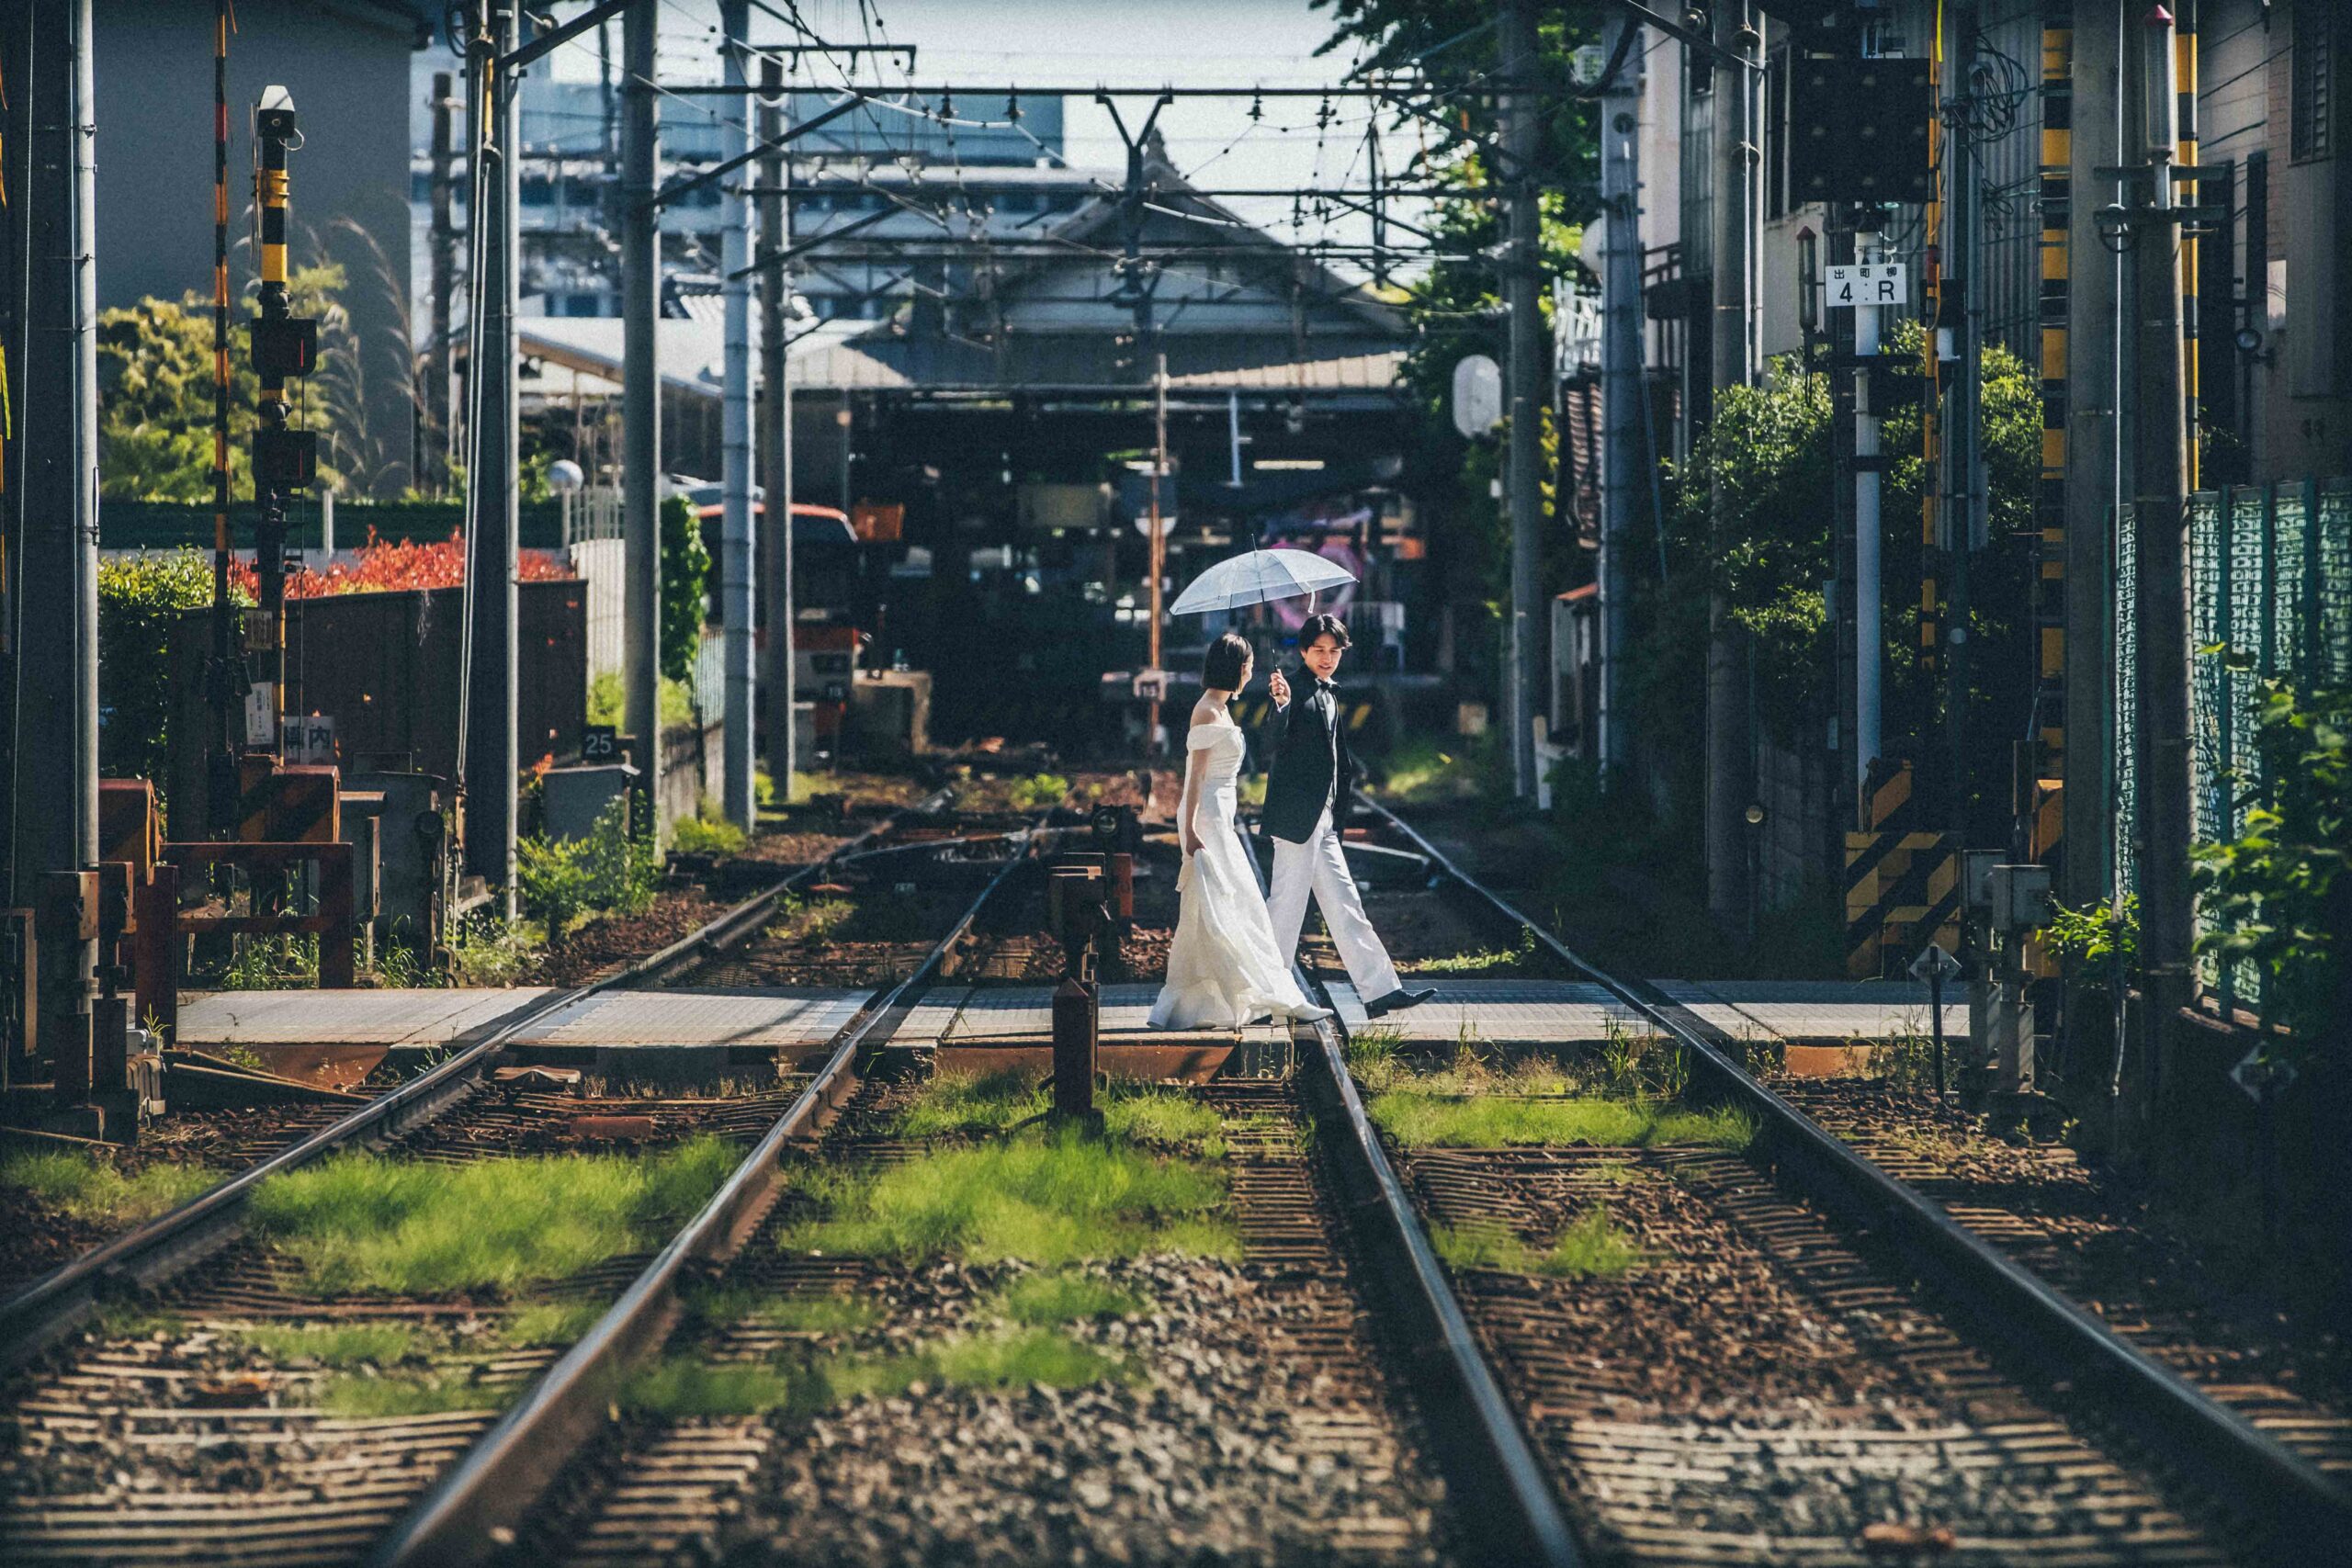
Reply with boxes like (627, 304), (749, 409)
(1788, 54), (1932, 207)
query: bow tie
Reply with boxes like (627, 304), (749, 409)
(1310, 678), (1335, 694)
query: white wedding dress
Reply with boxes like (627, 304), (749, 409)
(1148, 712), (1329, 1030)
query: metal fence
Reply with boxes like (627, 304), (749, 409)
(2114, 479), (2352, 1010)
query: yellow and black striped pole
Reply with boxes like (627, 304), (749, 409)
(246, 86), (316, 768)
(2036, 4), (2071, 773)
(2177, 0), (2199, 491)
(207, 0), (235, 823)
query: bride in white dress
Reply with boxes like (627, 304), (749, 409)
(1149, 633), (1332, 1030)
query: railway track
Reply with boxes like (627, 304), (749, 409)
(0, 786), (1028, 1567)
(1306, 793), (2352, 1565)
(379, 807), (1516, 1568)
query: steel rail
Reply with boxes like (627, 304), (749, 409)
(0, 792), (945, 1369)
(1354, 793), (2352, 1560)
(1293, 1002), (1588, 1568)
(370, 821), (1051, 1567)
(1238, 825), (1584, 1567)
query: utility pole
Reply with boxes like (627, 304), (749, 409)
(621, 0), (663, 820)
(10, 0), (99, 1082)
(2128, 3), (2192, 1111)
(1706, 0), (1757, 926)
(427, 72), (458, 491)
(462, 3), (519, 916)
(758, 57), (796, 806)
(1148, 354), (1168, 755)
(1854, 220), (1883, 824)
(1597, 7), (1639, 780)
(718, 0), (755, 831)
(1941, 4), (1984, 826)
(1501, 0), (1543, 800)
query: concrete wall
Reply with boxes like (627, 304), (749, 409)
(96, 0), (419, 496)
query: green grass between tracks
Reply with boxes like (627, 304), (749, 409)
(688, 1284), (885, 1336)
(991, 1270), (1149, 1325)
(1431, 1207), (1642, 1280)
(778, 1132), (1238, 1267)
(245, 1136), (737, 1296)
(0, 1149), (217, 1227)
(885, 1069), (1239, 1155)
(1366, 1091), (1755, 1152)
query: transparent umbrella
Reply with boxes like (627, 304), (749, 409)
(1167, 547), (1358, 615)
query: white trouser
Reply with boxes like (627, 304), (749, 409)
(1268, 807), (1402, 1001)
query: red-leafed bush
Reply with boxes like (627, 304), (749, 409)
(228, 528), (571, 600)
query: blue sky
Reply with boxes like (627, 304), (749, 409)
(548, 0), (1432, 281)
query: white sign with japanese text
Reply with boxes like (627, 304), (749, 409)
(1824, 263), (1908, 308)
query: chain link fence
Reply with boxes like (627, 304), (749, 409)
(2114, 479), (2352, 1011)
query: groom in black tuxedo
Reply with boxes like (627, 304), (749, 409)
(1261, 614), (1435, 1019)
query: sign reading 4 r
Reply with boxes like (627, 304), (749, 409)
(1824, 263), (1909, 308)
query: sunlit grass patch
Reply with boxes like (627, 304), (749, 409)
(779, 1133), (1237, 1267)
(1368, 1091), (1753, 1152)
(1, 1149), (216, 1226)
(246, 1136), (736, 1296)
(315, 1371), (513, 1417)
(1343, 1026), (1407, 1092)
(1412, 927), (1539, 976)
(887, 1070), (1228, 1154)
(502, 1298), (608, 1347)
(992, 1270), (1148, 1325)
(232, 1321), (432, 1369)
(1648, 1106), (1757, 1149)
(88, 1301), (187, 1340)
(622, 1357), (802, 1418)
(688, 1283), (883, 1336)
(764, 894), (854, 944)
(1432, 1207), (1641, 1280)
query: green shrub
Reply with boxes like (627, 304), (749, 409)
(587, 671), (695, 733)
(672, 798), (747, 855)
(520, 795), (661, 943)
(96, 548), (246, 815)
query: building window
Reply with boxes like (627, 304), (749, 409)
(2292, 6), (2335, 162)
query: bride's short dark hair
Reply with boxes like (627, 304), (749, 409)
(1202, 631), (1252, 692)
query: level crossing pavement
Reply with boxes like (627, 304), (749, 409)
(176, 977), (1957, 1066)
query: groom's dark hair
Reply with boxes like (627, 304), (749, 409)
(1298, 613), (1351, 649)
(1201, 631), (1252, 692)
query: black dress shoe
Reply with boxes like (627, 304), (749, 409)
(1363, 986), (1438, 1019)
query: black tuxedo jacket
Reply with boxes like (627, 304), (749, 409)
(1260, 671), (1355, 844)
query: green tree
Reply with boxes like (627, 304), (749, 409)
(96, 263), (352, 501)
(660, 491), (710, 686)
(1315, 1), (1600, 676)
(1663, 323), (2041, 825)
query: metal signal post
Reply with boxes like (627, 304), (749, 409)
(246, 87), (318, 761)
